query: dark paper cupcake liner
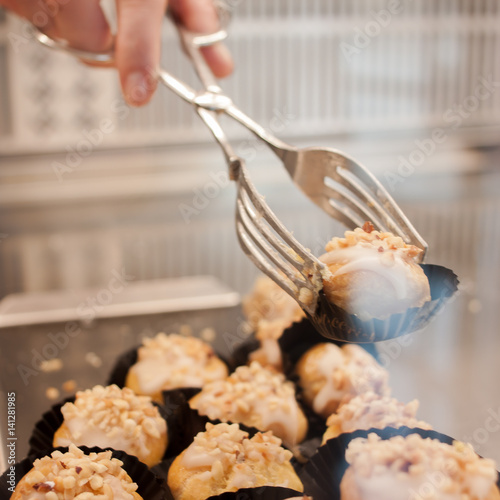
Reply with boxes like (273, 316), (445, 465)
(299, 426), (500, 500)
(306, 264), (458, 343)
(278, 318), (379, 378)
(28, 393), (176, 464)
(107, 346), (139, 387)
(226, 336), (261, 371)
(154, 386), (303, 480)
(0, 446), (169, 500)
(206, 486), (306, 500)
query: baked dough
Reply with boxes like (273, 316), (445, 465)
(167, 423), (303, 500)
(125, 333), (228, 401)
(319, 222), (430, 320)
(340, 433), (500, 500)
(244, 276), (305, 370)
(296, 343), (390, 419)
(11, 444), (142, 500)
(189, 361), (308, 447)
(53, 384), (167, 467)
(322, 391), (431, 443)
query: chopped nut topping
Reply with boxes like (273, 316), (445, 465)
(324, 225), (422, 260)
(181, 423), (293, 476)
(20, 445), (138, 500)
(191, 362), (305, 445)
(345, 433), (498, 496)
(243, 276), (305, 329)
(324, 392), (431, 442)
(60, 384), (166, 445)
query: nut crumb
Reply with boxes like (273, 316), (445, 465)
(85, 352), (103, 368)
(40, 358), (63, 373)
(46, 387), (60, 401)
(62, 380), (77, 393)
(200, 327), (216, 343)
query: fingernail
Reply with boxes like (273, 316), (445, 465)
(125, 71), (150, 106)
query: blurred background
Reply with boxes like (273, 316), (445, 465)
(0, 0), (500, 469)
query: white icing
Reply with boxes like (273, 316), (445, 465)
(132, 356), (226, 394)
(261, 339), (282, 366)
(62, 417), (149, 458)
(319, 247), (413, 300)
(354, 471), (462, 500)
(181, 446), (222, 469)
(311, 345), (345, 415)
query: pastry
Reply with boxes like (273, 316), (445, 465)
(243, 276), (304, 329)
(11, 444), (142, 500)
(189, 361), (308, 447)
(125, 333), (228, 401)
(167, 422), (303, 500)
(53, 384), (167, 467)
(244, 276), (305, 370)
(319, 221), (430, 320)
(340, 433), (500, 500)
(322, 391), (432, 443)
(296, 343), (390, 419)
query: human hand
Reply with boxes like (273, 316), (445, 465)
(0, 0), (233, 106)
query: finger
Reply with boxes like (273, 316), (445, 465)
(51, 0), (113, 53)
(116, 0), (168, 106)
(2, 0), (113, 53)
(170, 0), (234, 78)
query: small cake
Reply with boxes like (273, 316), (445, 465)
(247, 318), (292, 371)
(322, 392), (432, 443)
(244, 276), (305, 370)
(189, 361), (308, 447)
(11, 444), (142, 500)
(243, 276), (304, 329)
(125, 333), (228, 401)
(340, 433), (500, 500)
(53, 384), (167, 467)
(167, 423), (303, 500)
(319, 222), (431, 320)
(296, 343), (390, 419)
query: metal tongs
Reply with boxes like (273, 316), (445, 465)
(32, 4), (428, 340)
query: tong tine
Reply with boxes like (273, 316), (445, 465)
(236, 194), (305, 292)
(237, 165), (322, 275)
(326, 156), (427, 253)
(236, 192), (308, 281)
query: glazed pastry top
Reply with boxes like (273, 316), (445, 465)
(345, 433), (498, 500)
(190, 362), (305, 446)
(58, 385), (166, 458)
(129, 333), (228, 393)
(15, 445), (138, 500)
(180, 423), (294, 490)
(325, 391), (431, 438)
